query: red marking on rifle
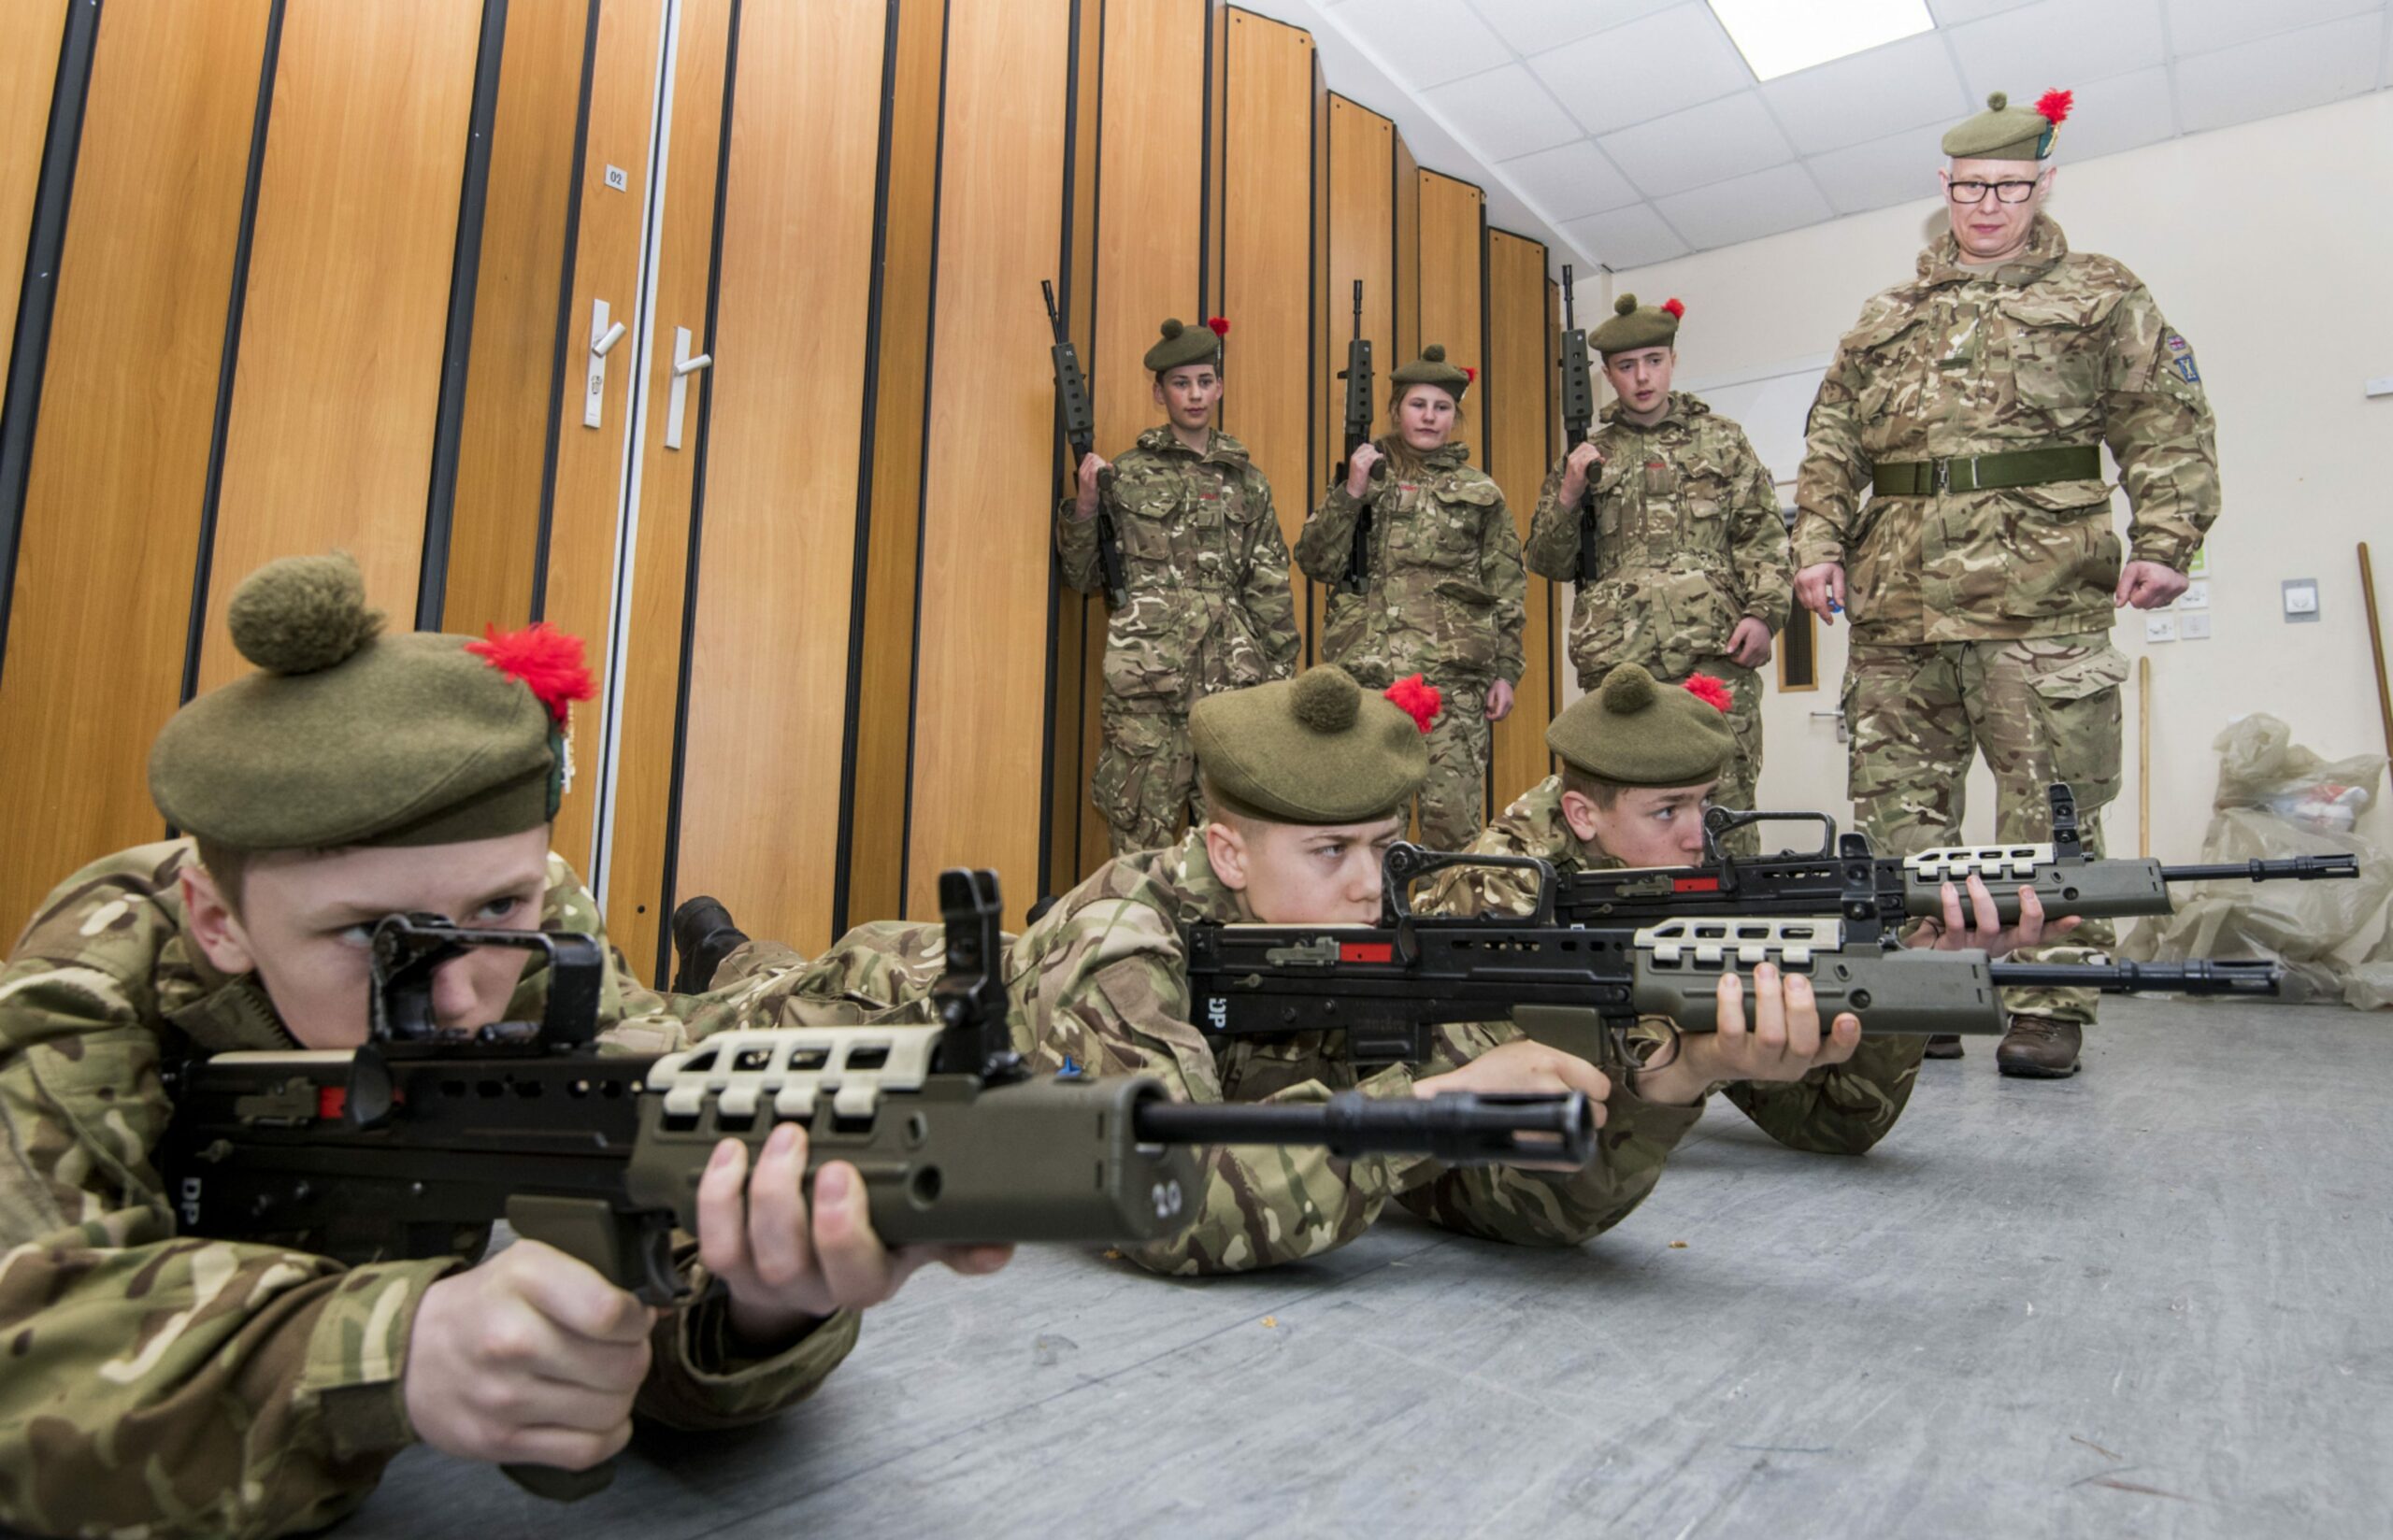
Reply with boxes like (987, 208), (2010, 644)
(318, 1087), (347, 1121)
(1340, 942), (1394, 963)
(1673, 877), (1721, 892)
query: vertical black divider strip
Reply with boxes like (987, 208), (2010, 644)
(896, 0), (956, 920)
(1196, 0), (1213, 317)
(1039, 0), (1091, 904)
(529, 0), (603, 621)
(1478, 205), (1493, 821)
(419, 0), (510, 632)
(181, 0), (285, 708)
(1304, 48), (1320, 670)
(828, 0), (904, 941)
(0, 0), (102, 684)
(652, 0), (743, 985)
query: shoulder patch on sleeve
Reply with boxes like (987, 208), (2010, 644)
(2164, 332), (2199, 383)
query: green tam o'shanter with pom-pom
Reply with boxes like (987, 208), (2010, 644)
(1191, 665), (1436, 825)
(149, 552), (597, 850)
(1544, 663), (1736, 788)
(1591, 292), (1684, 356)
(1942, 88), (2072, 164)
(1388, 343), (1472, 400)
(1142, 315), (1228, 374)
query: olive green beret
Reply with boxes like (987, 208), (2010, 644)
(150, 553), (594, 849)
(1546, 664), (1734, 789)
(1192, 666), (1431, 824)
(1144, 316), (1225, 374)
(1388, 344), (1470, 400)
(1591, 292), (1682, 356)
(1942, 89), (2071, 163)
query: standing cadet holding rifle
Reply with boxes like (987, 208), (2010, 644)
(1053, 297), (1301, 855)
(1792, 87), (2219, 1076)
(1296, 346), (1526, 850)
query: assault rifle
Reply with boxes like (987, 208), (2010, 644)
(1044, 278), (1125, 606)
(1336, 278), (1383, 595)
(161, 870), (1589, 1495)
(1558, 264), (1599, 584)
(1553, 783), (2358, 929)
(1183, 841), (2282, 1071)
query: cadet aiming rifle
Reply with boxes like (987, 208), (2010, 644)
(1183, 839), (2282, 1070)
(1336, 279), (1384, 595)
(1043, 279), (1125, 606)
(162, 870), (1590, 1496)
(1557, 264), (1599, 584)
(1545, 782), (2358, 930)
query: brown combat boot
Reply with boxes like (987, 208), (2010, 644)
(1923, 1034), (1964, 1059)
(1996, 1015), (2082, 1077)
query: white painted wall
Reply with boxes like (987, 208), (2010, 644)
(1594, 89), (2393, 858)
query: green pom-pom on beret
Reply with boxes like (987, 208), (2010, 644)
(1192, 666), (1426, 825)
(1613, 293), (1638, 317)
(1545, 663), (1734, 789)
(226, 552), (384, 675)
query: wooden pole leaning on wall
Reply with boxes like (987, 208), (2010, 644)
(2137, 652), (2151, 858)
(2360, 541), (2393, 766)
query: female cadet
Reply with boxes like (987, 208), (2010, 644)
(1294, 345), (1525, 849)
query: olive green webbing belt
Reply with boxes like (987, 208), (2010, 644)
(1870, 444), (2100, 496)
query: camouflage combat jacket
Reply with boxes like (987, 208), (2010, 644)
(0, 841), (859, 1540)
(1793, 216), (2218, 646)
(1424, 777), (1920, 1156)
(1058, 427), (1301, 711)
(1001, 829), (1703, 1276)
(1294, 441), (1526, 687)
(1525, 392), (1791, 680)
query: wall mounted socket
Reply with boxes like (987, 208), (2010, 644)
(2284, 578), (2320, 622)
(2145, 614), (2177, 643)
(2177, 580), (2209, 609)
(2180, 613), (2212, 640)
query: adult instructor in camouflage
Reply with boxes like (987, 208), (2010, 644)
(1525, 293), (1790, 849)
(1062, 316), (1302, 855)
(1791, 88), (2218, 1077)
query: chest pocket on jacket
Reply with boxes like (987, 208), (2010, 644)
(1115, 478), (1184, 564)
(1842, 312), (1926, 423)
(1999, 295), (2107, 419)
(1426, 479), (1497, 572)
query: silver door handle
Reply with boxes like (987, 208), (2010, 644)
(666, 326), (708, 450)
(583, 299), (618, 428)
(1810, 709), (1848, 744)
(674, 350), (711, 377)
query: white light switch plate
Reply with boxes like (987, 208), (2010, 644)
(2283, 578), (2319, 621)
(2145, 614), (2177, 643)
(2177, 579), (2208, 609)
(2180, 613), (2212, 640)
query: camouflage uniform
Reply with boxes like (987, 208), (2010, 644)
(0, 841), (863, 1540)
(1426, 776), (1923, 1154)
(1524, 392), (1790, 838)
(1294, 442), (1526, 849)
(1003, 830), (1703, 1275)
(1060, 427), (1301, 853)
(1794, 215), (2217, 1027)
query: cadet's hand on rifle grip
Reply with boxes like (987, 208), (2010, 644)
(1073, 452), (1109, 519)
(1907, 876), (2082, 957)
(1795, 563), (1847, 624)
(1654, 964), (1859, 1099)
(1414, 1039), (1612, 1119)
(698, 1126), (1013, 1350)
(403, 1240), (657, 1473)
(1558, 441), (1605, 506)
(1346, 443), (1382, 498)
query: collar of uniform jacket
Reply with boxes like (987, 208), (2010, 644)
(1413, 441), (1472, 472)
(1917, 211), (2069, 290)
(1135, 424), (1249, 467)
(1598, 391), (1709, 434)
(1154, 826), (1260, 925)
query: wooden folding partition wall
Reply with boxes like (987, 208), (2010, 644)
(1486, 227), (1559, 806)
(0, 0), (72, 361)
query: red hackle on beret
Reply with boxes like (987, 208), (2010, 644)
(466, 622), (596, 725)
(1661, 298), (1685, 320)
(1208, 317), (1231, 337)
(2035, 89), (2073, 126)
(1684, 674), (1732, 713)
(1462, 365), (1478, 384)
(1384, 674), (1442, 734)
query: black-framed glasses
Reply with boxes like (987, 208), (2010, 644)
(1948, 178), (2040, 205)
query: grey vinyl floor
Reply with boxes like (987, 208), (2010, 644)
(348, 998), (2393, 1539)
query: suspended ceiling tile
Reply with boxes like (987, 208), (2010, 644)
(1948, 0), (2167, 106)
(2048, 65), (2177, 162)
(1336, 0), (1515, 89)
(1927, 0), (2041, 21)
(1426, 63), (1583, 160)
(2175, 11), (2386, 133)
(1600, 91), (1794, 197)
(1468, 0), (1683, 56)
(2165, 0), (2384, 57)
(1527, 5), (1755, 136)
(1654, 162), (1833, 249)
(1559, 202), (1692, 268)
(1761, 31), (1971, 155)
(1497, 137), (1645, 220)
(1807, 129), (1946, 214)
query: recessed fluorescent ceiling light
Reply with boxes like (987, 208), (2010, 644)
(1707, 0), (1934, 81)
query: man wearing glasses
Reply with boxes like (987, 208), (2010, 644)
(1789, 89), (2218, 1079)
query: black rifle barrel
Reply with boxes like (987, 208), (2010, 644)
(1988, 959), (2282, 995)
(2157, 855), (2360, 883)
(1134, 1089), (1593, 1167)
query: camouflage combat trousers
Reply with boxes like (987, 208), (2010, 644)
(1092, 704), (1199, 856)
(1843, 632), (2129, 1027)
(1580, 654), (1764, 853)
(1417, 678), (1491, 851)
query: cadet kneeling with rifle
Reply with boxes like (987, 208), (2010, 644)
(1057, 311), (1302, 856)
(1426, 663), (2075, 1151)
(0, 555), (1009, 1538)
(1001, 663), (1864, 1276)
